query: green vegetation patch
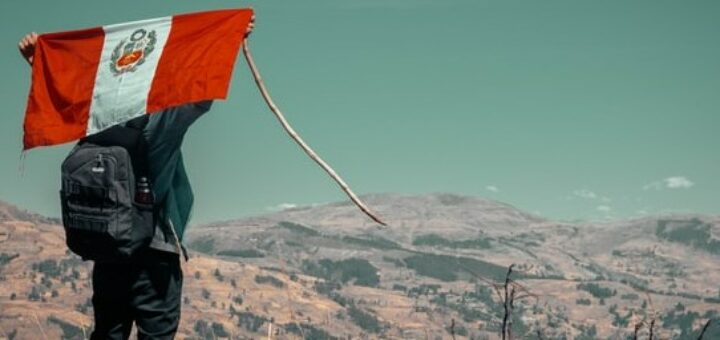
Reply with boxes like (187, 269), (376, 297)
(347, 305), (385, 334)
(216, 249), (265, 258)
(285, 323), (338, 340)
(302, 258), (379, 287)
(608, 304), (632, 328)
(254, 274), (285, 288)
(576, 325), (598, 340)
(48, 315), (85, 340)
(408, 284), (442, 297)
(32, 259), (62, 278)
(576, 298), (592, 305)
(381, 256), (405, 267)
(620, 293), (639, 301)
(342, 235), (401, 250)
(0, 253), (19, 266)
(403, 253), (512, 282)
(656, 218), (720, 255)
(434, 285), (501, 324)
(704, 296), (720, 304)
(413, 234), (493, 249)
(194, 320), (229, 338)
(234, 311), (268, 333)
(576, 283), (616, 299)
(277, 221), (320, 237)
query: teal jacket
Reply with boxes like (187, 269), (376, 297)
(137, 101), (211, 256)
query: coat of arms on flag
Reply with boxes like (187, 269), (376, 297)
(109, 28), (157, 75)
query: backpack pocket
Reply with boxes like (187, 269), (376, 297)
(62, 209), (117, 260)
(63, 183), (118, 215)
(111, 201), (155, 259)
(66, 213), (109, 233)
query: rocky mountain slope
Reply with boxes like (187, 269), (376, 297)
(1, 194), (719, 339)
(186, 193), (720, 339)
(0, 202), (363, 339)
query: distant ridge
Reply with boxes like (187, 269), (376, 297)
(195, 192), (547, 237)
(0, 199), (58, 224)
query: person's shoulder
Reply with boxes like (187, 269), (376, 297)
(193, 100), (213, 111)
(157, 100), (213, 117)
(144, 100), (214, 141)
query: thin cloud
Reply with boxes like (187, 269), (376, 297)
(486, 185), (500, 193)
(643, 176), (694, 190)
(573, 189), (597, 199)
(596, 205), (612, 212)
(572, 189), (611, 202)
(265, 203), (298, 211)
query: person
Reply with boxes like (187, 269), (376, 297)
(18, 16), (254, 339)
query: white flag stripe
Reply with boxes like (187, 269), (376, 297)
(86, 16), (172, 135)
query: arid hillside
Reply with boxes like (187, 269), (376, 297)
(186, 193), (720, 339)
(0, 202), (366, 339)
(1, 194), (719, 339)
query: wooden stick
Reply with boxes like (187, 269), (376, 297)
(698, 319), (712, 340)
(242, 39), (387, 226)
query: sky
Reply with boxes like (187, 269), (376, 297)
(0, 0), (718, 224)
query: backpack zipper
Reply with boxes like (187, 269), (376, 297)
(91, 153), (105, 173)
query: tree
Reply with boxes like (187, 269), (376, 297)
(27, 286), (41, 301)
(233, 295), (243, 305)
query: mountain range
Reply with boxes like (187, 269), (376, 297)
(1, 193), (719, 339)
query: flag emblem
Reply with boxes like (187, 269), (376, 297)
(109, 28), (157, 75)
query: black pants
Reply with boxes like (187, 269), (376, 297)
(90, 249), (183, 340)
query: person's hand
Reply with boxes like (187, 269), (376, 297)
(245, 15), (256, 37)
(18, 32), (38, 66)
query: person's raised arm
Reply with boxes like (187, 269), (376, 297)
(18, 32), (38, 66)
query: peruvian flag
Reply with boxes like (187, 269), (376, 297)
(23, 8), (254, 150)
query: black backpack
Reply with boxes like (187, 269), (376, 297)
(59, 117), (155, 262)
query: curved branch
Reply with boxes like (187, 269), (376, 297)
(242, 39), (387, 226)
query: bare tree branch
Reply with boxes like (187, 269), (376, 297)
(632, 320), (643, 340)
(648, 318), (656, 340)
(450, 318), (456, 340)
(501, 264), (515, 340)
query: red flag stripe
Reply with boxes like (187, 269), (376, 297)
(147, 9), (253, 113)
(23, 27), (105, 149)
